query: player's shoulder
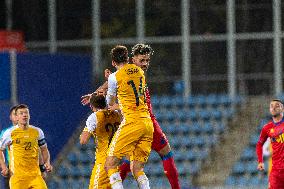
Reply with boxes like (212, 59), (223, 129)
(87, 112), (98, 123)
(29, 125), (44, 134)
(1, 126), (15, 137)
(262, 121), (274, 130)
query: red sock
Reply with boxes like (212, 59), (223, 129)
(119, 159), (131, 181)
(162, 152), (181, 189)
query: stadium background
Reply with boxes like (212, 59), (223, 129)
(0, 0), (283, 188)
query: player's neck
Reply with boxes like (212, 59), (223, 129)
(273, 114), (283, 123)
(116, 62), (127, 70)
(18, 123), (29, 130)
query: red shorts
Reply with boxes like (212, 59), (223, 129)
(269, 168), (284, 189)
(151, 118), (169, 152)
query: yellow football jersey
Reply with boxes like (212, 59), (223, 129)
(0, 125), (46, 177)
(84, 110), (121, 162)
(107, 64), (150, 120)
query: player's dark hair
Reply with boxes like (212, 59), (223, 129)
(272, 99), (284, 105)
(15, 104), (29, 113)
(111, 45), (128, 63)
(90, 94), (106, 109)
(131, 44), (154, 56)
(9, 105), (18, 115)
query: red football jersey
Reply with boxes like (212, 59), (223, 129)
(145, 87), (156, 120)
(256, 119), (284, 169)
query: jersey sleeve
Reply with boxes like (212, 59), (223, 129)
(256, 125), (269, 163)
(106, 73), (117, 105)
(37, 127), (46, 147)
(0, 129), (12, 150)
(84, 112), (98, 133)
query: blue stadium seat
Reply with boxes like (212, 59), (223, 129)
(241, 148), (255, 161)
(218, 95), (232, 107)
(215, 122), (225, 133)
(249, 176), (260, 185)
(206, 94), (219, 107)
(250, 135), (259, 146)
(185, 151), (197, 162)
(174, 151), (185, 162)
(232, 162), (245, 175)
(222, 107), (234, 118)
(198, 110), (211, 121)
(211, 110), (222, 121)
(77, 153), (91, 164)
(70, 166), (81, 178)
(81, 164), (92, 177)
(196, 149), (208, 160)
(160, 96), (172, 108)
(195, 95), (207, 107)
(190, 122), (202, 135)
(225, 176), (236, 185)
(188, 111), (198, 121)
(246, 162), (257, 174)
(189, 163), (199, 175)
(187, 96), (197, 108)
(57, 165), (70, 178)
(202, 122), (214, 134)
(237, 176), (248, 186)
(48, 180), (59, 189)
(179, 124), (190, 135)
(67, 152), (78, 165)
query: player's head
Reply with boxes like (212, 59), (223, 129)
(131, 44), (153, 72)
(9, 105), (18, 126)
(90, 94), (107, 111)
(110, 45), (129, 68)
(270, 99), (284, 118)
(15, 104), (30, 126)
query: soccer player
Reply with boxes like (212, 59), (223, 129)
(105, 45), (154, 189)
(256, 99), (284, 188)
(0, 105), (18, 189)
(117, 44), (180, 189)
(0, 104), (52, 189)
(80, 94), (121, 189)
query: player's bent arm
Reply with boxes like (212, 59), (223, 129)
(80, 131), (92, 145)
(40, 145), (52, 172)
(80, 113), (97, 144)
(0, 150), (8, 177)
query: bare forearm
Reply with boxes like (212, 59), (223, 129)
(41, 146), (50, 165)
(0, 151), (6, 169)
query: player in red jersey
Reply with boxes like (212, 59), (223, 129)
(256, 99), (284, 189)
(81, 44), (181, 189)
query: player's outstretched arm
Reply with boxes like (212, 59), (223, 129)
(81, 69), (112, 105)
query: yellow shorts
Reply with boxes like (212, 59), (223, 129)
(89, 161), (111, 189)
(108, 117), (154, 162)
(10, 175), (47, 189)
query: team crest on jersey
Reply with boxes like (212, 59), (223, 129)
(15, 138), (20, 144)
(270, 128), (275, 133)
(275, 133), (284, 143)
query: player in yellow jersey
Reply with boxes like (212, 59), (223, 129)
(104, 45), (154, 189)
(0, 104), (52, 189)
(80, 94), (121, 189)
